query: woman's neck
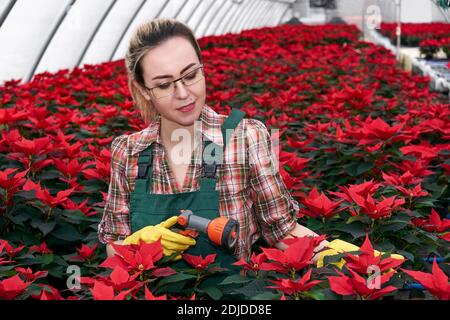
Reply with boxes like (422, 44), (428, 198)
(160, 117), (195, 149)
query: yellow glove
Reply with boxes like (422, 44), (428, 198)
(123, 216), (196, 260)
(316, 239), (404, 269)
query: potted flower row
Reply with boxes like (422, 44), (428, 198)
(419, 38), (450, 60)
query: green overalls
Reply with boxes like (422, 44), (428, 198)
(130, 108), (246, 298)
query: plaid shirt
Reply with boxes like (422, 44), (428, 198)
(98, 104), (299, 259)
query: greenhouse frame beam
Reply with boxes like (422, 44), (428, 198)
(229, 0), (254, 33)
(109, 0), (146, 61)
(185, 0), (204, 25)
(76, 0), (117, 67)
(173, 0), (189, 19)
(235, 0), (259, 33)
(26, 0), (76, 82)
(214, 1), (241, 34)
(201, 0), (228, 37)
(192, 0), (216, 34)
(0, 0), (16, 29)
(204, 0), (232, 35)
(245, 1), (268, 30)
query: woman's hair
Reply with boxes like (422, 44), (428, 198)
(125, 18), (203, 124)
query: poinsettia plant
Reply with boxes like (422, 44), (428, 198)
(419, 39), (442, 59)
(380, 22), (450, 47)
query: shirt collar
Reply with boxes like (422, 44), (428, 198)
(130, 104), (224, 156)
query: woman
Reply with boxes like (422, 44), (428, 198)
(97, 19), (333, 268)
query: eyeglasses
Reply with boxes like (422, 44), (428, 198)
(144, 64), (204, 99)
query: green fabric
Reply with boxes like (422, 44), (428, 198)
(129, 108), (246, 298)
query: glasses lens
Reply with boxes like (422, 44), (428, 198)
(153, 82), (174, 99)
(151, 66), (204, 99)
(182, 67), (204, 86)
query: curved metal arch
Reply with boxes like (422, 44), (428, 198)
(151, 0), (171, 20)
(25, 0), (76, 82)
(192, 0), (217, 35)
(173, 0), (189, 19)
(431, 0), (450, 22)
(243, 0), (267, 30)
(248, 1), (269, 29)
(239, 0), (262, 31)
(214, 1), (241, 34)
(109, 0), (146, 61)
(229, 0), (252, 33)
(277, 5), (291, 25)
(228, 0), (254, 33)
(184, 0), (204, 25)
(201, 0), (228, 37)
(260, 1), (277, 27)
(232, 0), (257, 32)
(77, 0), (117, 67)
(240, 0), (264, 31)
(256, 1), (272, 28)
(234, 0), (259, 33)
(267, 4), (284, 26)
(270, 3), (284, 26)
(0, 0), (16, 29)
(204, 0), (232, 36)
(221, 2), (242, 33)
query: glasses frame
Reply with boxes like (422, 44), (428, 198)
(143, 64), (204, 100)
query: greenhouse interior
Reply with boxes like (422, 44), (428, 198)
(0, 0), (449, 302)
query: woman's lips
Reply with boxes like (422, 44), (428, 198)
(178, 102), (195, 113)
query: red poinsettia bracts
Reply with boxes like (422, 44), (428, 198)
(267, 269), (322, 298)
(14, 267), (48, 282)
(0, 168), (28, 206)
(402, 259), (450, 300)
(411, 209), (450, 234)
(329, 268), (398, 300)
(22, 180), (75, 209)
(342, 234), (404, 275)
(145, 286), (168, 300)
(0, 274), (33, 300)
(70, 243), (99, 262)
(99, 240), (175, 277)
(328, 235), (404, 300)
(233, 252), (268, 275)
(298, 186), (345, 219)
(89, 280), (136, 300)
(345, 189), (405, 219)
(259, 236), (323, 275)
(182, 254), (217, 271)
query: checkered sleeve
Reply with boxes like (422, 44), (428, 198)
(97, 134), (132, 244)
(246, 119), (298, 246)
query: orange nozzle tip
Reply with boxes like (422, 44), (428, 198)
(207, 217), (228, 246)
(231, 231), (236, 239)
(177, 216), (187, 226)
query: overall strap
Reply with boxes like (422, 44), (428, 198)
(135, 144), (154, 193)
(201, 108), (246, 179)
(221, 108), (246, 147)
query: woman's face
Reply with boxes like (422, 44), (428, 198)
(138, 36), (206, 127)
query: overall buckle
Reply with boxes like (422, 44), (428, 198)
(203, 163), (217, 178)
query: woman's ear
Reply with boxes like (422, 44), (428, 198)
(132, 79), (151, 101)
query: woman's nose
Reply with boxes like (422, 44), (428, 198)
(174, 81), (189, 99)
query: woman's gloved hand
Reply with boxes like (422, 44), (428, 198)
(123, 216), (196, 260)
(316, 239), (404, 268)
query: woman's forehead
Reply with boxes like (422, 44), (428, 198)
(141, 36), (199, 77)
